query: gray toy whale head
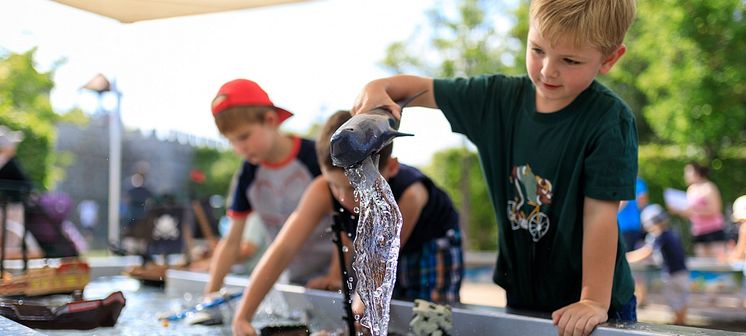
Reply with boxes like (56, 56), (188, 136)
(330, 91), (426, 169)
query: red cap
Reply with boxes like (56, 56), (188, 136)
(211, 79), (293, 123)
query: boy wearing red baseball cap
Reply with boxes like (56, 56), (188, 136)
(204, 79), (333, 295)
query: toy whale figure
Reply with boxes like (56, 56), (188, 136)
(330, 90), (426, 168)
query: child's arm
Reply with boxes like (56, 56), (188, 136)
(204, 216), (249, 294)
(552, 197), (619, 336)
(232, 177), (332, 335)
(398, 181), (429, 247)
(625, 244), (653, 264)
(352, 75), (436, 120)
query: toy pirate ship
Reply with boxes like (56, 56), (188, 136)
(0, 290), (126, 330)
(121, 193), (221, 284)
(0, 259), (90, 297)
(1, 183), (90, 297)
(0, 179), (126, 329)
(122, 195), (191, 284)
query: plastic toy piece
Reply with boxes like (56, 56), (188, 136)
(409, 299), (452, 336)
(158, 291), (242, 323)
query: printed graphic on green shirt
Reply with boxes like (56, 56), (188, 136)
(507, 164), (553, 242)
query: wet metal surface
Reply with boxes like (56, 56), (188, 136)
(0, 315), (44, 335)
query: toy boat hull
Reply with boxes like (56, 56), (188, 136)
(0, 291), (126, 330)
(0, 259), (90, 297)
(124, 263), (193, 285)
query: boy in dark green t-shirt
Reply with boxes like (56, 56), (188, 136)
(350, 1), (638, 335)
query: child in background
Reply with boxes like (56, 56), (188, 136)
(627, 204), (689, 325)
(231, 111), (463, 336)
(728, 195), (746, 308)
(204, 79), (333, 295)
(351, 1), (638, 335)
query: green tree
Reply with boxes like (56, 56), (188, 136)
(382, 0), (519, 76)
(0, 49), (59, 188)
(630, 0), (746, 163)
(423, 148), (498, 250)
(189, 146), (242, 200)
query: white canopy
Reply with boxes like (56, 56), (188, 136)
(51, 0), (311, 23)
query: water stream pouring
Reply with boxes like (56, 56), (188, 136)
(330, 91), (426, 168)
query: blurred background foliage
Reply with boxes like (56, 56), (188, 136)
(189, 146), (242, 200)
(422, 148), (498, 250)
(2, 1), (745, 251)
(0, 48), (58, 189)
(0, 49), (101, 190)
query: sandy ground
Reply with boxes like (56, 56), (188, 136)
(460, 281), (506, 307)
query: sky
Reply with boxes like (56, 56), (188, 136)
(0, 0), (510, 166)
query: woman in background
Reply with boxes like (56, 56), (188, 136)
(671, 162), (727, 258)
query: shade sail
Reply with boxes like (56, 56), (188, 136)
(51, 0), (310, 23)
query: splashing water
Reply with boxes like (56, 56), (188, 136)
(345, 156), (403, 336)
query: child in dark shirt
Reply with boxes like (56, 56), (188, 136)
(351, 1), (638, 334)
(231, 111), (463, 336)
(627, 204), (689, 325)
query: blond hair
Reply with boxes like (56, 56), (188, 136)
(529, 0), (636, 55)
(213, 106), (273, 134)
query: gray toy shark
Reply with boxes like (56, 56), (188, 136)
(330, 91), (426, 168)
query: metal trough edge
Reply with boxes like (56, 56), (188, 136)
(166, 269), (741, 336)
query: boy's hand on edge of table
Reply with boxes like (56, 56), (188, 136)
(552, 299), (608, 336)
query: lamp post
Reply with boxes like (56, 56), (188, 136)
(81, 73), (122, 247)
